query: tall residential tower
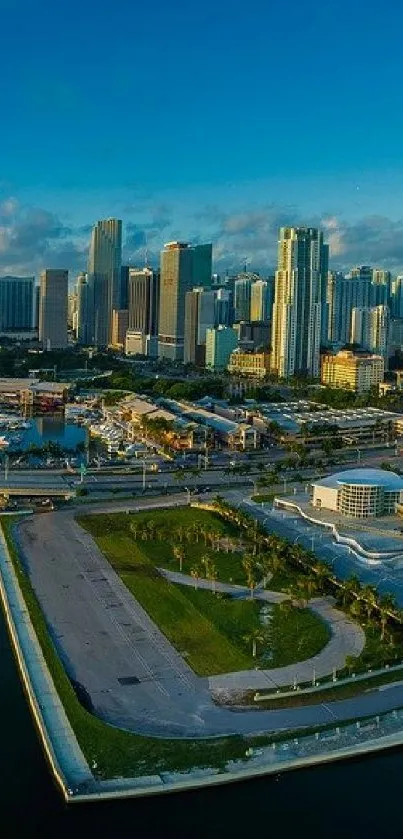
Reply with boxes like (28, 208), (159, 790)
(271, 227), (329, 378)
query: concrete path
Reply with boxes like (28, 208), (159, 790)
(11, 497), (403, 740)
(159, 569), (365, 692)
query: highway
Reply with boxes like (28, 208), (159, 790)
(12, 494), (403, 740)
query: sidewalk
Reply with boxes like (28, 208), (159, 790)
(159, 568), (365, 692)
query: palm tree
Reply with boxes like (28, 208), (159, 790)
(209, 564), (218, 594)
(345, 654), (358, 675)
(378, 592), (397, 640)
(190, 564), (201, 589)
(201, 553), (211, 578)
(130, 522), (139, 540)
(243, 629), (265, 659)
(173, 546), (185, 573)
(361, 584), (378, 622)
(341, 574), (361, 607)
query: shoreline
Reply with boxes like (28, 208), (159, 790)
(2, 516), (403, 802)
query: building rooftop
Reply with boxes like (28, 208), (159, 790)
(314, 468), (403, 491)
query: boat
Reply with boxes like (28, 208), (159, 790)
(0, 437), (10, 447)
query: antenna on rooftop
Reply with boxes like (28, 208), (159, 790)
(144, 230), (148, 267)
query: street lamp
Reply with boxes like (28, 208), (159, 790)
(184, 486), (191, 505)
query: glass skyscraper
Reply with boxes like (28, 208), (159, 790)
(0, 275), (35, 330)
(87, 218), (122, 346)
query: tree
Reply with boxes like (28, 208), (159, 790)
(243, 629), (265, 659)
(173, 546), (185, 573)
(345, 654), (358, 675)
(190, 564), (201, 589)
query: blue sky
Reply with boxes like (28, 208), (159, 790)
(2, 0), (403, 277)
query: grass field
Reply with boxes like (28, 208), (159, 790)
(79, 510), (330, 673)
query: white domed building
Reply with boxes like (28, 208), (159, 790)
(312, 468), (403, 519)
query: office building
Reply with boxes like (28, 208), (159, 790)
(125, 330), (146, 356)
(391, 276), (403, 318)
(321, 350), (384, 393)
(128, 267), (159, 335)
(0, 276), (35, 331)
(184, 287), (216, 365)
(39, 269), (68, 350)
(75, 273), (90, 345)
(111, 309), (129, 348)
(215, 287), (232, 326)
(120, 265), (130, 310)
(191, 243), (213, 286)
(250, 279), (270, 322)
(228, 349), (270, 379)
(158, 242), (193, 361)
(271, 227), (329, 378)
(205, 326), (238, 370)
(234, 275), (253, 322)
(87, 218), (122, 346)
(371, 269), (391, 307)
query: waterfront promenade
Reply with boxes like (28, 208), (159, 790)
(3, 498), (403, 801)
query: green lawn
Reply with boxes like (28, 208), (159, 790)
(79, 508), (249, 585)
(80, 512), (331, 672)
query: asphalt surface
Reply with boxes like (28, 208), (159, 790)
(13, 495), (403, 739)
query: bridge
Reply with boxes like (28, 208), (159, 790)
(0, 474), (75, 499)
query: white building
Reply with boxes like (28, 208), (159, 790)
(312, 468), (403, 518)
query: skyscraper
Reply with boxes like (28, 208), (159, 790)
(351, 305), (389, 359)
(39, 269), (68, 350)
(205, 326), (238, 370)
(184, 288), (216, 365)
(271, 227), (328, 378)
(158, 242), (193, 361)
(191, 243), (213, 286)
(250, 279), (271, 322)
(75, 273), (90, 345)
(128, 267), (159, 335)
(87, 218), (122, 346)
(234, 275), (253, 322)
(0, 275), (35, 331)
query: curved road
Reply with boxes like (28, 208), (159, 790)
(13, 497), (403, 739)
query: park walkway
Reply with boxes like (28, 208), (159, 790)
(159, 568), (365, 692)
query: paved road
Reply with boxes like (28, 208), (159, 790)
(160, 569), (365, 691)
(13, 496), (403, 739)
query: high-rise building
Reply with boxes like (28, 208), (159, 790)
(271, 227), (328, 378)
(87, 218), (122, 346)
(0, 276), (35, 331)
(75, 273), (90, 345)
(120, 265), (130, 310)
(234, 275), (253, 322)
(205, 326), (238, 370)
(158, 242), (193, 361)
(250, 279), (271, 322)
(371, 269), (391, 307)
(184, 288), (216, 365)
(128, 267), (159, 335)
(39, 269), (68, 350)
(351, 305), (389, 359)
(111, 309), (129, 348)
(391, 276), (403, 318)
(215, 287), (232, 326)
(191, 243), (213, 287)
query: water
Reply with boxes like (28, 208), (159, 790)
(3, 416), (87, 454)
(1, 600), (403, 839)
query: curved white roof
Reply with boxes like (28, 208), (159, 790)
(314, 468), (403, 491)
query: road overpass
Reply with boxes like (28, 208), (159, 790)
(0, 474), (75, 499)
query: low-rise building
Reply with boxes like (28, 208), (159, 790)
(320, 350), (384, 393)
(228, 349), (270, 379)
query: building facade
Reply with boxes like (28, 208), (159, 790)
(87, 218), (122, 346)
(0, 276), (35, 331)
(228, 349), (270, 379)
(128, 267), (159, 335)
(271, 227), (329, 378)
(205, 326), (238, 370)
(184, 287), (216, 365)
(39, 269), (68, 350)
(321, 350), (384, 393)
